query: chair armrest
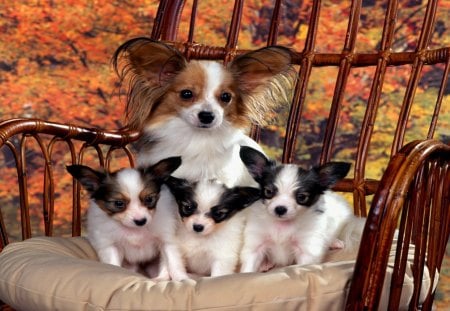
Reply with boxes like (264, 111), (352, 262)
(347, 139), (450, 310)
(0, 118), (141, 249)
(0, 118), (140, 146)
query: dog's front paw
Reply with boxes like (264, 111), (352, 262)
(170, 271), (189, 281)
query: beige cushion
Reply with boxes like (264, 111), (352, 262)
(0, 236), (433, 311)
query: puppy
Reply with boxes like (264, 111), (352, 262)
(113, 38), (296, 187)
(239, 146), (357, 272)
(66, 157), (188, 281)
(165, 177), (260, 277)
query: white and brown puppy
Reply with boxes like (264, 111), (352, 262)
(239, 146), (359, 273)
(66, 157), (188, 281)
(165, 177), (260, 277)
(113, 38), (296, 187)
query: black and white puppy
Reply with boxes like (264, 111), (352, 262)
(239, 146), (357, 272)
(67, 157), (188, 281)
(165, 177), (260, 277)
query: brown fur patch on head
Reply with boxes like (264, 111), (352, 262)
(138, 188), (159, 210)
(91, 173), (130, 216)
(67, 165), (129, 215)
(225, 84), (252, 129)
(114, 41), (295, 130)
(178, 61), (250, 129)
(113, 38), (187, 130)
(140, 156), (182, 184)
(145, 61), (207, 126)
(229, 46), (297, 125)
(145, 60), (251, 129)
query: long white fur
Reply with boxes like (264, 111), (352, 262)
(87, 169), (187, 281)
(139, 118), (261, 187)
(240, 165), (356, 272)
(137, 62), (262, 188)
(174, 180), (246, 277)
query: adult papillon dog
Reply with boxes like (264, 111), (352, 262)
(113, 38), (296, 187)
(165, 177), (260, 277)
(238, 146), (365, 273)
(66, 157), (188, 281)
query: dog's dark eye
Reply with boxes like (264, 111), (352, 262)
(263, 186), (276, 199)
(219, 92), (232, 103)
(296, 192), (310, 205)
(112, 200), (126, 211)
(143, 195), (157, 208)
(210, 207), (228, 223)
(180, 89), (193, 100)
(180, 200), (197, 216)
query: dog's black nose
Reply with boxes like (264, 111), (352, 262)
(198, 111), (215, 124)
(193, 224), (204, 233)
(134, 218), (147, 226)
(274, 206), (287, 216)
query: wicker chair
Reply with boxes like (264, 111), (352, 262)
(0, 0), (449, 310)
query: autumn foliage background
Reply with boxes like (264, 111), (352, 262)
(0, 0), (449, 307)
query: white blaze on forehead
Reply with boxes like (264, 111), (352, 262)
(194, 180), (224, 213)
(267, 165), (301, 218)
(200, 61), (227, 103)
(275, 165), (300, 195)
(113, 168), (152, 225)
(116, 169), (144, 200)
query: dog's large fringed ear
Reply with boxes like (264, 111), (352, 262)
(229, 46), (296, 125)
(145, 156), (182, 182)
(113, 38), (187, 130)
(66, 165), (106, 194)
(164, 176), (192, 198)
(229, 46), (293, 92)
(114, 38), (186, 87)
(224, 187), (261, 210)
(239, 146), (274, 184)
(315, 162), (351, 189)
(164, 176), (197, 218)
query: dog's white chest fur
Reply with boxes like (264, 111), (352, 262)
(137, 118), (261, 187)
(87, 205), (158, 264)
(176, 213), (246, 276)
